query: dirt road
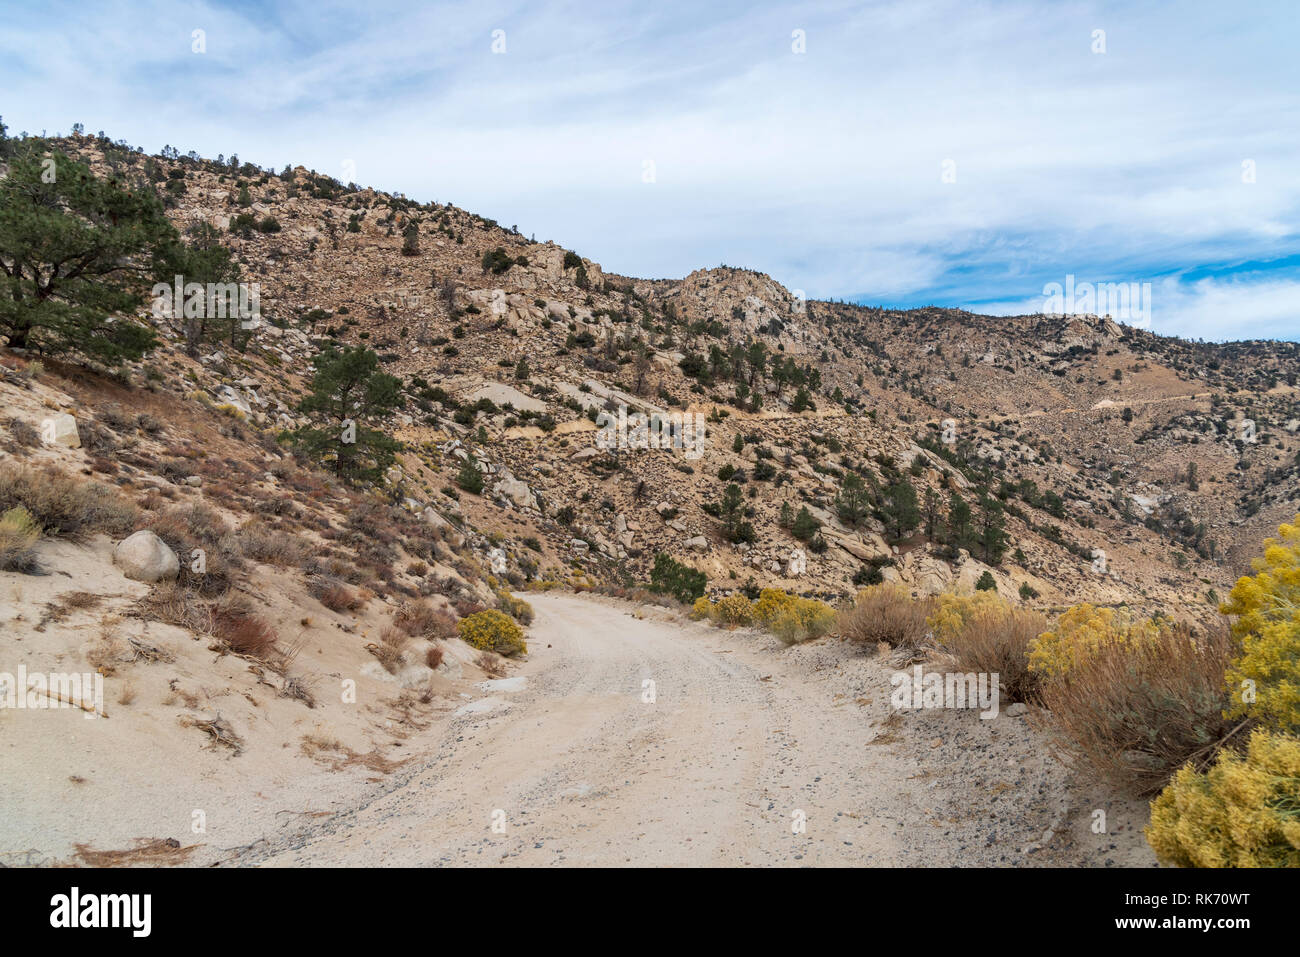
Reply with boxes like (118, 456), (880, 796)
(227, 592), (1149, 867)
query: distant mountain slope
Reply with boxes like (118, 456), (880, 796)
(22, 133), (1300, 616)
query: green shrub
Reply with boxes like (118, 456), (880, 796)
(648, 552), (707, 604)
(481, 247), (515, 275)
(456, 458), (485, 495)
(497, 590), (535, 625)
(791, 506), (820, 542)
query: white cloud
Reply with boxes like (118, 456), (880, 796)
(970, 273), (1300, 342)
(2, 0), (1297, 339)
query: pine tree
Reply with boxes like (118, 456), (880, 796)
(745, 340), (767, 387)
(835, 472), (871, 528)
(946, 491), (974, 551)
(792, 505), (820, 542)
(168, 221), (243, 354)
(401, 221), (420, 256)
(881, 475), (921, 542)
(923, 487), (942, 542)
(718, 483), (754, 543)
(0, 147), (173, 362)
(293, 346), (404, 484)
(977, 494), (1009, 564)
(456, 457), (484, 495)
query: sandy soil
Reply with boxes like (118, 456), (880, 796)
(221, 592), (1155, 867)
(0, 536), (487, 868)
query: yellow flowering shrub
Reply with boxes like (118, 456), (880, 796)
(753, 588), (798, 626)
(927, 590), (1009, 643)
(1028, 603), (1164, 678)
(524, 579), (564, 592)
(710, 594), (755, 626)
(457, 609), (526, 656)
(692, 588), (832, 642)
(1147, 729), (1300, 868)
(1222, 513), (1300, 733)
(770, 598), (837, 645)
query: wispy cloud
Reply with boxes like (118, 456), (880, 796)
(2, 0), (1296, 340)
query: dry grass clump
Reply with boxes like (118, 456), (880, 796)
(425, 644), (445, 670)
(273, 642), (317, 708)
(300, 734), (406, 773)
(179, 714), (245, 754)
(74, 838), (197, 867)
(309, 576), (362, 612)
(95, 403), (138, 434)
(87, 617), (174, 675)
(232, 520), (307, 566)
(147, 501), (230, 548)
(6, 417), (41, 450)
(211, 595), (279, 660)
(0, 463), (138, 538)
(144, 502), (238, 594)
(134, 580), (216, 634)
(1034, 622), (1244, 795)
(838, 583), (934, 650)
(475, 651), (507, 678)
(392, 598), (457, 639)
(0, 506), (41, 572)
(368, 626), (411, 673)
(303, 554), (366, 584)
(454, 599), (489, 618)
(35, 590), (106, 630)
(279, 674), (317, 708)
(930, 597), (1047, 703)
(591, 583), (680, 608)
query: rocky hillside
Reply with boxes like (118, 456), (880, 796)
(13, 133), (1300, 624)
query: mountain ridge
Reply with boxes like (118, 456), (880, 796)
(10, 132), (1300, 619)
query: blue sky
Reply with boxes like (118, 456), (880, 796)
(2, 0), (1297, 341)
